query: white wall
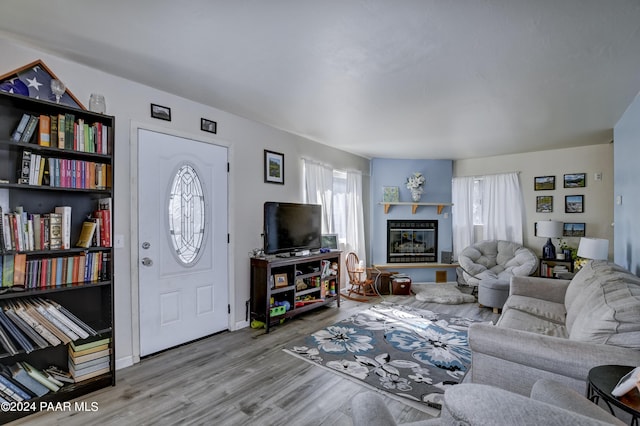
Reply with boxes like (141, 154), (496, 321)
(0, 36), (370, 369)
(454, 144), (614, 258)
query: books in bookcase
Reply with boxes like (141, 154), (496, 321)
(54, 206), (71, 250)
(68, 337), (111, 383)
(76, 221), (97, 249)
(9, 111), (110, 154)
(10, 114), (30, 142)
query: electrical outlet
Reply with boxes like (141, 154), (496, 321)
(444, 212), (449, 219)
(594, 172), (602, 181)
(115, 234), (125, 248)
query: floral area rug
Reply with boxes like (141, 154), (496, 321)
(283, 302), (478, 412)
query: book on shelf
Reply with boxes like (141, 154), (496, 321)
(0, 366), (35, 401)
(20, 115), (39, 143)
(54, 206), (72, 250)
(75, 221), (97, 248)
(48, 213), (62, 250)
(7, 363), (49, 397)
(38, 115), (50, 146)
(10, 113), (31, 142)
(17, 150), (31, 184)
(50, 114), (58, 148)
(12, 254), (26, 287)
(2, 255), (14, 288)
(70, 336), (111, 354)
(18, 362), (60, 392)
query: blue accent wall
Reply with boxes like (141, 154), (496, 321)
(370, 158), (453, 282)
(614, 92), (640, 276)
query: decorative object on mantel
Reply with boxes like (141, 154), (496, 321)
(0, 59), (86, 109)
(406, 172), (426, 202)
(382, 186), (399, 203)
(536, 220), (563, 260)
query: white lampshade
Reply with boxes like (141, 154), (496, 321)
(577, 238), (609, 260)
(536, 220), (563, 238)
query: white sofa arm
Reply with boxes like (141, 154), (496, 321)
(509, 276), (570, 303)
(468, 322), (640, 395)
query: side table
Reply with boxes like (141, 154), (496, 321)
(588, 365), (640, 425)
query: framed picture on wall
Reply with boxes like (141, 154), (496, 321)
(563, 222), (585, 237)
(564, 173), (586, 188)
(264, 149), (285, 184)
(536, 196), (553, 213)
(565, 195), (584, 213)
(534, 176), (555, 190)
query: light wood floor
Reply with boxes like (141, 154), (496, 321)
(11, 292), (499, 426)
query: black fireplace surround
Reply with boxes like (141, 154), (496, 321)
(387, 220), (437, 263)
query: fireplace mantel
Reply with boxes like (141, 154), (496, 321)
(378, 201), (453, 215)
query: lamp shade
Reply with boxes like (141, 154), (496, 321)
(577, 238), (609, 260)
(536, 220), (563, 238)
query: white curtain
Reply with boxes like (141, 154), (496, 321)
(452, 176), (475, 259)
(303, 159), (334, 234)
(344, 170), (366, 264)
(481, 172), (524, 243)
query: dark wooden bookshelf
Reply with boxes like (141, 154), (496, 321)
(0, 91), (115, 422)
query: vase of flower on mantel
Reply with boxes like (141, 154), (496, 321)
(406, 172), (426, 202)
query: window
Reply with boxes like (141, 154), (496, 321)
(168, 163), (206, 265)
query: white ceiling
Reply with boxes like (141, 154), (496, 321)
(1, 1), (640, 160)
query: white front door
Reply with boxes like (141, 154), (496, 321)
(138, 129), (228, 356)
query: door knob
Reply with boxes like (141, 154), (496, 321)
(141, 257), (153, 266)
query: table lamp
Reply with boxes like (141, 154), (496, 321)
(536, 220), (563, 260)
(577, 237), (609, 260)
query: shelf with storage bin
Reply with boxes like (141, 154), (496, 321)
(250, 251), (341, 333)
(0, 91), (114, 423)
(379, 202), (453, 215)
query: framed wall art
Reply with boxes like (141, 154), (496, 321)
(563, 222), (585, 237)
(0, 59), (86, 109)
(264, 149), (285, 184)
(565, 195), (584, 213)
(201, 118), (217, 134)
(534, 176), (555, 191)
(564, 173), (586, 188)
(383, 186), (399, 202)
(536, 196), (553, 213)
(151, 103), (171, 121)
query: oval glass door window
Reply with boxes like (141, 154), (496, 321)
(168, 163), (206, 265)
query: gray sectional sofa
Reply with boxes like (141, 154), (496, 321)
(468, 259), (640, 396)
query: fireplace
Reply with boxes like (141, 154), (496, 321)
(387, 220), (438, 263)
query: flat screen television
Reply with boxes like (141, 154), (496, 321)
(264, 202), (322, 255)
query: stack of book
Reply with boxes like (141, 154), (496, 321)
(68, 337), (111, 383)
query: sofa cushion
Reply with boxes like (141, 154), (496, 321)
(502, 295), (567, 324)
(496, 312), (568, 337)
(567, 261), (640, 348)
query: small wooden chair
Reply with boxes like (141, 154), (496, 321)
(344, 252), (377, 300)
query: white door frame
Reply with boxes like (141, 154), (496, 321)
(129, 121), (235, 365)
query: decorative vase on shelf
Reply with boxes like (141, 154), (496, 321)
(406, 172), (426, 203)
